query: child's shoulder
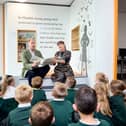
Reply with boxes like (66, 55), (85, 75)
(0, 98), (5, 108)
(69, 120), (111, 126)
(0, 97), (4, 102)
(50, 99), (72, 106)
(9, 107), (19, 116)
(110, 95), (125, 106)
(94, 112), (112, 122)
(69, 122), (81, 126)
(65, 99), (73, 104)
(100, 119), (112, 126)
(9, 106), (31, 116)
(33, 89), (45, 93)
(110, 95), (123, 100)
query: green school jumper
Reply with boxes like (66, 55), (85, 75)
(0, 98), (4, 121)
(0, 98), (18, 121)
(31, 89), (47, 106)
(50, 99), (74, 126)
(109, 95), (126, 126)
(65, 88), (76, 104)
(94, 112), (113, 126)
(69, 120), (111, 126)
(8, 106), (31, 126)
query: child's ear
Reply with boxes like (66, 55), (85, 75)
(51, 117), (55, 124)
(30, 95), (33, 101)
(28, 118), (32, 125)
(73, 104), (78, 112)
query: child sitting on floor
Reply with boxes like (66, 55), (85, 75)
(50, 82), (74, 126)
(28, 101), (54, 126)
(94, 82), (113, 125)
(7, 84), (33, 126)
(0, 75), (18, 121)
(1, 75), (15, 99)
(109, 80), (126, 126)
(69, 85), (111, 126)
(31, 76), (47, 105)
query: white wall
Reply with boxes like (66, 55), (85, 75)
(70, 0), (95, 80)
(5, 3), (70, 76)
(0, 5), (3, 76)
(95, 0), (114, 81)
(118, 13), (126, 48)
(70, 0), (114, 84)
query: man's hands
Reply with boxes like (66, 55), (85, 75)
(32, 61), (40, 67)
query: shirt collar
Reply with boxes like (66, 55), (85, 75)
(32, 88), (41, 90)
(80, 119), (100, 125)
(18, 103), (31, 108)
(53, 98), (64, 101)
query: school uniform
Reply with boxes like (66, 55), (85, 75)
(31, 88), (47, 106)
(0, 97), (4, 121)
(0, 98), (18, 121)
(109, 95), (126, 126)
(65, 88), (76, 104)
(94, 112), (113, 126)
(69, 119), (111, 126)
(50, 98), (74, 126)
(7, 103), (31, 126)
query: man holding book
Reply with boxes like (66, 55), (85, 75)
(22, 39), (50, 85)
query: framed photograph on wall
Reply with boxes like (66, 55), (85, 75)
(71, 25), (80, 51)
(17, 30), (36, 62)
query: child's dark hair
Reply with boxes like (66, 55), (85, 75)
(57, 41), (65, 46)
(75, 85), (97, 114)
(65, 76), (76, 88)
(110, 80), (126, 95)
(30, 101), (53, 126)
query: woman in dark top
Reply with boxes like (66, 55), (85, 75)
(51, 41), (74, 83)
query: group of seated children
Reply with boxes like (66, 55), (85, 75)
(0, 73), (126, 126)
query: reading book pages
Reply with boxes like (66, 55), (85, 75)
(30, 55), (43, 63)
(42, 58), (55, 66)
(30, 56), (55, 67)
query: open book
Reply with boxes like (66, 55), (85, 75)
(30, 56), (55, 67)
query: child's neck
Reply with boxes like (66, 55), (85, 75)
(79, 112), (98, 124)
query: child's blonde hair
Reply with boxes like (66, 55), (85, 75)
(96, 72), (109, 84)
(95, 72), (110, 96)
(1, 75), (15, 96)
(65, 76), (76, 88)
(52, 82), (67, 98)
(15, 84), (33, 103)
(31, 76), (43, 89)
(94, 82), (112, 117)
